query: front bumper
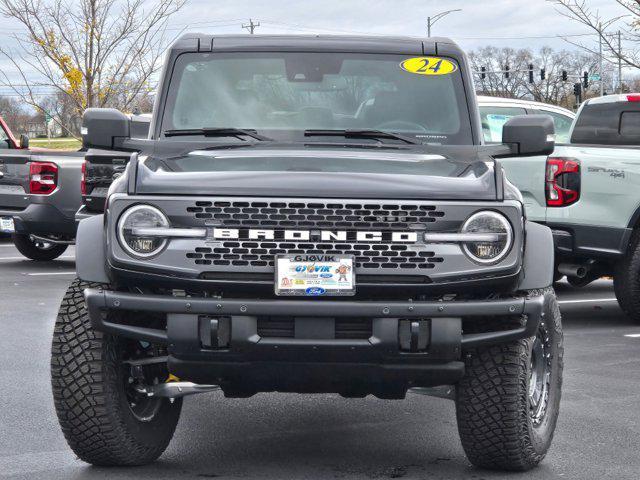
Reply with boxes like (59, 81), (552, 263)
(84, 288), (544, 396)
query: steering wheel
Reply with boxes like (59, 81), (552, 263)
(374, 120), (428, 133)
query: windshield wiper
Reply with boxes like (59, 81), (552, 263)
(164, 128), (272, 142)
(304, 129), (421, 145)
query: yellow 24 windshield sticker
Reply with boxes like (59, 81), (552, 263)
(400, 57), (458, 76)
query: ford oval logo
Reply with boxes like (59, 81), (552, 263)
(305, 287), (325, 296)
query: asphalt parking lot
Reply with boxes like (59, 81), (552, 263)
(1, 238), (639, 480)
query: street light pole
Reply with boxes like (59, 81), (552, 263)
(618, 30), (623, 93)
(599, 22), (604, 96)
(427, 9), (462, 37)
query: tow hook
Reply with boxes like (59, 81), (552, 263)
(134, 382), (220, 399)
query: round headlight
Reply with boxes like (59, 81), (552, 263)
(461, 211), (513, 264)
(117, 204), (169, 258)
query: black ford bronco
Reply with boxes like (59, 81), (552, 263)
(51, 34), (563, 471)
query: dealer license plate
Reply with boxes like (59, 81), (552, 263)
(275, 255), (355, 296)
(0, 217), (14, 233)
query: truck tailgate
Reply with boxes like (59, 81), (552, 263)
(84, 150), (132, 212)
(0, 153), (31, 212)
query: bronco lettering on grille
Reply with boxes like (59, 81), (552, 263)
(212, 229), (419, 243)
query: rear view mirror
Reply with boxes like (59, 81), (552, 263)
(19, 134), (29, 149)
(82, 108), (130, 150)
(502, 114), (555, 157)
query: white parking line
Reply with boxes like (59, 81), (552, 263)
(27, 272), (75, 276)
(558, 298), (618, 305)
(624, 334), (640, 338)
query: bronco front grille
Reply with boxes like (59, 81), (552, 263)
(186, 200), (445, 229)
(184, 199), (446, 271)
(187, 242), (443, 269)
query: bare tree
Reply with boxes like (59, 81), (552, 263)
(470, 45), (605, 108)
(469, 46), (533, 99)
(0, 96), (32, 133)
(550, 1), (640, 69)
(0, 0), (186, 137)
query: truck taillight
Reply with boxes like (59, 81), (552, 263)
(81, 160), (87, 195)
(546, 157), (580, 207)
(29, 161), (58, 195)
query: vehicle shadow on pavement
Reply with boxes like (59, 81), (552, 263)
(61, 393), (559, 480)
(0, 258), (75, 271)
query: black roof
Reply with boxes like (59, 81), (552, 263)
(170, 33), (460, 56)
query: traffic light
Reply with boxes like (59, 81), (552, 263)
(540, 68), (546, 81)
(481, 66), (486, 80)
(583, 71), (589, 88)
(504, 65), (510, 79)
(562, 70), (568, 81)
(574, 83), (582, 97)
(529, 64), (534, 84)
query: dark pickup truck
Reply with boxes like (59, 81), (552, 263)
(51, 34), (563, 471)
(79, 113), (151, 216)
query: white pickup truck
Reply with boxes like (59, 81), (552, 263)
(499, 94), (640, 322)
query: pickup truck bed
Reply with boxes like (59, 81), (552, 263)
(0, 150), (84, 259)
(546, 143), (638, 259)
(502, 93), (640, 321)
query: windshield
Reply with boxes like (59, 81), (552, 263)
(161, 52), (473, 145)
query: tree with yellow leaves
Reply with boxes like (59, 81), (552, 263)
(0, 0), (186, 136)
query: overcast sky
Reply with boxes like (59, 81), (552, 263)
(167, 0), (623, 50)
(0, 0), (631, 98)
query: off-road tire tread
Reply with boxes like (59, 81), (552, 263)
(12, 232), (68, 261)
(456, 288), (563, 471)
(51, 278), (178, 466)
(614, 229), (640, 322)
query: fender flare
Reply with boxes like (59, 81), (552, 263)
(518, 221), (554, 290)
(75, 214), (109, 283)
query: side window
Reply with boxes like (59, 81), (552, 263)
(620, 111), (640, 137)
(479, 106), (527, 142)
(540, 110), (574, 144)
(0, 127), (10, 149)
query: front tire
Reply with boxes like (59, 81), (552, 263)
(51, 279), (182, 466)
(455, 288), (563, 471)
(12, 233), (68, 261)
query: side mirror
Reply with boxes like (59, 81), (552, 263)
(19, 134), (29, 149)
(129, 114), (151, 139)
(82, 108), (130, 150)
(502, 114), (555, 157)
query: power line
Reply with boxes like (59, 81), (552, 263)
(458, 33), (596, 40)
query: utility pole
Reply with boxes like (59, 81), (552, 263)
(242, 18), (260, 34)
(599, 22), (604, 96)
(427, 9), (462, 37)
(618, 30), (623, 93)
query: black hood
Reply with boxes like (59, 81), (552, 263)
(135, 145), (498, 200)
